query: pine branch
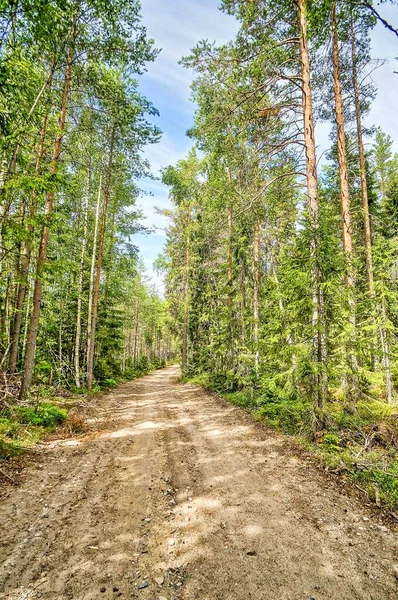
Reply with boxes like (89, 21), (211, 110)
(359, 1), (398, 36)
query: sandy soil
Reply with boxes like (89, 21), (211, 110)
(0, 365), (397, 600)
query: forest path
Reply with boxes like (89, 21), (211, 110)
(1, 366), (397, 600)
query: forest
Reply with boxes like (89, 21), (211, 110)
(0, 0), (176, 406)
(2, 1), (398, 598)
(159, 1), (398, 504)
(1, 0), (398, 503)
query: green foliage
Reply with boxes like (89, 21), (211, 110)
(257, 399), (312, 435)
(0, 401), (66, 458)
(353, 465), (398, 508)
(321, 432), (343, 452)
(10, 402), (67, 428)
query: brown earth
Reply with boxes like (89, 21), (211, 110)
(0, 365), (397, 600)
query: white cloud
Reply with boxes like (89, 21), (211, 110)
(141, 0), (239, 100)
(142, 131), (192, 177)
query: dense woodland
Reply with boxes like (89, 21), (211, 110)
(0, 0), (176, 404)
(158, 1), (398, 500)
(1, 0), (398, 503)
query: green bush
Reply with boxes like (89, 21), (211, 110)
(223, 391), (256, 409)
(353, 465), (398, 508)
(0, 417), (19, 438)
(0, 438), (24, 458)
(138, 355), (150, 372)
(103, 378), (118, 388)
(327, 399), (393, 432)
(321, 432), (343, 452)
(12, 402), (67, 428)
(257, 399), (312, 435)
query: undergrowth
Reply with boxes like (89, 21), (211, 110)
(186, 371), (398, 510)
(0, 361), (164, 460)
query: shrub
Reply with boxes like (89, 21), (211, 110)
(0, 417), (19, 438)
(12, 402), (67, 428)
(223, 391), (256, 409)
(321, 432), (343, 452)
(257, 399), (312, 435)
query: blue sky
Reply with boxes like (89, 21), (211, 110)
(135, 0), (398, 293)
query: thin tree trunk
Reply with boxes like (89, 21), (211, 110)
(22, 280), (33, 362)
(350, 21), (392, 400)
(0, 159), (8, 271)
(297, 0), (327, 413)
(181, 208), (191, 373)
(253, 218), (260, 371)
(59, 296), (63, 379)
(8, 59), (57, 178)
(350, 22), (373, 293)
(87, 125), (116, 391)
(331, 1), (358, 387)
(86, 175), (102, 379)
(74, 168), (91, 387)
(9, 108), (51, 372)
(20, 18), (77, 399)
(133, 297), (140, 366)
(332, 1), (354, 285)
(226, 165), (235, 369)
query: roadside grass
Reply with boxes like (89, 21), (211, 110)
(184, 372), (398, 510)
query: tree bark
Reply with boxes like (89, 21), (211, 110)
(226, 171), (234, 368)
(331, 1), (358, 387)
(19, 17), (77, 399)
(133, 297), (140, 366)
(86, 175), (102, 382)
(253, 218), (260, 371)
(350, 22), (373, 294)
(9, 108), (51, 372)
(74, 168), (91, 387)
(87, 125), (116, 391)
(181, 208), (191, 373)
(350, 21), (392, 401)
(297, 0), (327, 413)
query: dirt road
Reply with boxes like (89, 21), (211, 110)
(1, 366), (397, 600)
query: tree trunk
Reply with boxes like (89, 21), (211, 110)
(181, 208), (191, 373)
(350, 21), (392, 400)
(331, 1), (358, 388)
(253, 218), (260, 371)
(19, 19), (77, 399)
(350, 23), (373, 294)
(133, 297), (140, 366)
(86, 175), (102, 379)
(8, 59), (58, 179)
(297, 0), (327, 413)
(74, 168), (91, 387)
(9, 108), (51, 373)
(226, 167), (234, 369)
(87, 125), (116, 391)
(22, 280), (33, 360)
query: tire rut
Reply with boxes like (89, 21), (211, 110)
(0, 366), (397, 600)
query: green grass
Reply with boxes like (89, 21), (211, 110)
(11, 402), (67, 428)
(0, 402), (68, 458)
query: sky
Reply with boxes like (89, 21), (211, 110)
(134, 0), (398, 294)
